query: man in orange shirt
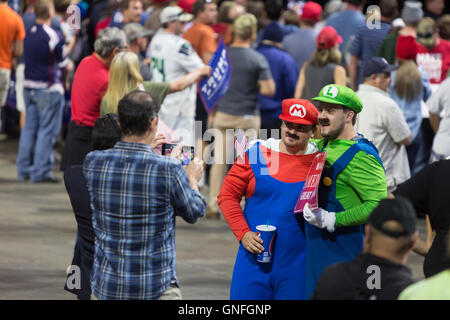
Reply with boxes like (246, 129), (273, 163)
(0, 0), (25, 128)
(183, 0), (218, 64)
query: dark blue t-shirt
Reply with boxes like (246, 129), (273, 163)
(256, 44), (299, 116)
(24, 24), (67, 86)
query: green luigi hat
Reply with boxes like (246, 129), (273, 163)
(312, 84), (363, 113)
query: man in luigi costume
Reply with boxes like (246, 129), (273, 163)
(303, 84), (387, 299)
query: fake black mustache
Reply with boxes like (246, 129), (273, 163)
(286, 132), (299, 140)
(319, 118), (330, 126)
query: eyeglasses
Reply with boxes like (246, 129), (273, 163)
(282, 121), (313, 133)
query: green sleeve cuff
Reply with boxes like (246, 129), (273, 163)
(334, 200), (381, 227)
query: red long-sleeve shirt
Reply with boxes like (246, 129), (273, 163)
(218, 144), (317, 242)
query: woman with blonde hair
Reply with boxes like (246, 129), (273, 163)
(294, 26), (347, 103)
(100, 51), (210, 115)
(390, 35), (432, 175)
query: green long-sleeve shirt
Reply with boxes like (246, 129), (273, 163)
(314, 138), (387, 228)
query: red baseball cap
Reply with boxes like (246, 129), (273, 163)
(317, 26), (343, 50)
(279, 99), (319, 125)
(396, 35), (418, 60)
(178, 0), (196, 14)
(301, 1), (322, 22)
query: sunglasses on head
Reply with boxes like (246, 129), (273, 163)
(417, 32), (434, 39)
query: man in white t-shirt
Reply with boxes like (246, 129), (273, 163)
(148, 6), (206, 145)
(355, 57), (412, 192)
(427, 77), (450, 161)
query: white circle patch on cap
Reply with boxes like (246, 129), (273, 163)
(289, 104), (306, 118)
(323, 85), (338, 98)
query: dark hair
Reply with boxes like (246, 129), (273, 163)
(91, 114), (122, 150)
(246, 0), (266, 31)
(379, 0), (398, 18)
(343, 107), (357, 125)
(438, 15), (450, 41)
(283, 9), (300, 27)
(118, 90), (160, 136)
(119, 0), (141, 11)
(54, 0), (71, 14)
(193, 0), (207, 17)
(346, 0), (365, 6)
(264, 0), (283, 20)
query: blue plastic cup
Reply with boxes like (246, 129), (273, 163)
(256, 225), (277, 263)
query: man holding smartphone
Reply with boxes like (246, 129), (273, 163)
(84, 91), (205, 300)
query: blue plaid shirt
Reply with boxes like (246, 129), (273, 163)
(83, 141), (206, 299)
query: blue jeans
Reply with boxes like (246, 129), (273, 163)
(406, 130), (422, 176)
(16, 88), (63, 181)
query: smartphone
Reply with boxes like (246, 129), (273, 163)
(162, 143), (194, 165)
(181, 146), (195, 165)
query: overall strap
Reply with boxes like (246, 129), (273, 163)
(331, 137), (384, 178)
(355, 136), (384, 170)
(247, 142), (267, 177)
(320, 137), (383, 213)
(330, 143), (361, 178)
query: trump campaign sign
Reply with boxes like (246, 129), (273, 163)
(294, 150), (328, 214)
(198, 39), (231, 114)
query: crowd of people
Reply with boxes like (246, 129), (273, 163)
(1, 0), (449, 300)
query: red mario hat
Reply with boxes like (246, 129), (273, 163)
(279, 99), (319, 125)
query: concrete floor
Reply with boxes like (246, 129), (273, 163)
(0, 135), (425, 300)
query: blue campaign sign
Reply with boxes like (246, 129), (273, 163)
(198, 39), (231, 114)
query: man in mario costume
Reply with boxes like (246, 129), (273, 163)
(218, 99), (319, 300)
(303, 84), (387, 299)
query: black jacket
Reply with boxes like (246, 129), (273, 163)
(312, 253), (416, 300)
(394, 160), (450, 278)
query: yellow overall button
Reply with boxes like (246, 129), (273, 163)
(323, 177), (332, 187)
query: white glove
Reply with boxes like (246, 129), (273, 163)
(303, 203), (336, 233)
